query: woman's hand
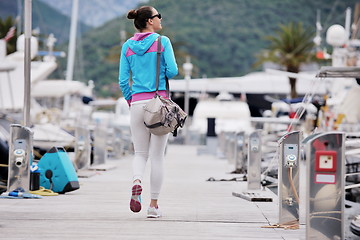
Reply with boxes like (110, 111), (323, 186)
(127, 98), (132, 107)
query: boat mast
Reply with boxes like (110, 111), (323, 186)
(64, 0), (79, 115)
(314, 9), (322, 49)
(17, 0), (22, 36)
(345, 7), (352, 41)
(352, 3), (360, 40)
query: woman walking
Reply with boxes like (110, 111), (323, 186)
(118, 6), (178, 218)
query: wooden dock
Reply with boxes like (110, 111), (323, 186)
(1, 144), (306, 239)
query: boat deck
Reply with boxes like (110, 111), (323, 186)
(0, 144), (311, 240)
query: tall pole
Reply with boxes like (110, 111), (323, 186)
(23, 0), (32, 127)
(345, 7), (351, 41)
(313, 10), (322, 49)
(17, 0), (22, 36)
(182, 56), (193, 144)
(64, 0), (79, 114)
(120, 29), (126, 46)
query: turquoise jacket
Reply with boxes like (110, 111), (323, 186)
(118, 32), (178, 101)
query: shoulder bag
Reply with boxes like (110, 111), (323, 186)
(143, 36), (187, 137)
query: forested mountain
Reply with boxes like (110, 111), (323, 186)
(0, 0), (91, 44)
(38, 0), (147, 27)
(77, 0), (358, 97)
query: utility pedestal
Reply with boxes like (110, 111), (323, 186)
(278, 131), (301, 224)
(247, 130), (262, 190)
(305, 132), (345, 240)
(7, 124), (33, 192)
(233, 130), (272, 202)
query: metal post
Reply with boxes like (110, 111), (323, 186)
(278, 131), (300, 224)
(23, 0), (32, 127)
(305, 132), (345, 240)
(247, 130), (262, 190)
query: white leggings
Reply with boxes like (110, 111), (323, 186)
(130, 100), (169, 200)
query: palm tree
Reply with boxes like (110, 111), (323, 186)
(256, 22), (315, 99)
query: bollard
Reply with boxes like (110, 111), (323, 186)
(7, 124), (33, 192)
(226, 132), (236, 165)
(74, 126), (91, 170)
(217, 131), (227, 158)
(305, 132), (345, 240)
(91, 121), (117, 171)
(278, 131), (301, 224)
(196, 118), (218, 156)
(248, 130), (262, 190)
(93, 121), (108, 166)
(206, 118), (217, 155)
(235, 131), (246, 173)
(112, 127), (124, 159)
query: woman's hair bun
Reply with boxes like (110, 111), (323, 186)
(127, 9), (137, 19)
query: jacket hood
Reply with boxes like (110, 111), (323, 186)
(127, 32), (159, 56)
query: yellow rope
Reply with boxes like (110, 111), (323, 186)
(261, 219), (299, 230)
(29, 187), (59, 196)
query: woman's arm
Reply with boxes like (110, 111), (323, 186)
(118, 44), (132, 101)
(162, 36), (178, 79)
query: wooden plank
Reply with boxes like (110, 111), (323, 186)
(0, 145), (304, 239)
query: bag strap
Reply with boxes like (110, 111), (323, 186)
(155, 36), (161, 93)
(155, 36), (170, 98)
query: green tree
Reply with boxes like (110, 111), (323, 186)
(0, 16), (17, 54)
(256, 22), (315, 99)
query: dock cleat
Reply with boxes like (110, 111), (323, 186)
(350, 214), (360, 236)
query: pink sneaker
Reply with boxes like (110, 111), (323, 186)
(130, 185), (142, 213)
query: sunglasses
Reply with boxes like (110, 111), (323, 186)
(149, 13), (162, 19)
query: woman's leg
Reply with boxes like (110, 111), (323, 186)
(129, 102), (150, 212)
(130, 103), (151, 183)
(148, 133), (169, 207)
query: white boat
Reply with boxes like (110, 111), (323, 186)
(0, 33), (96, 154)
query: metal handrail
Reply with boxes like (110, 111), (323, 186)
(316, 66), (360, 78)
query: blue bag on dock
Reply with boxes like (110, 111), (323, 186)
(38, 147), (79, 193)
